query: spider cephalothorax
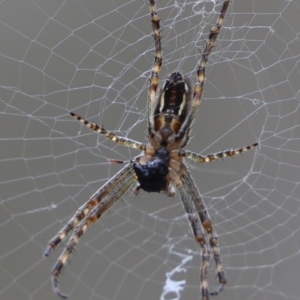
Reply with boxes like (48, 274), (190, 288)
(45, 1), (258, 299)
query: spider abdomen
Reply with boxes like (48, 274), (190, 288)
(151, 72), (192, 147)
(155, 72), (191, 129)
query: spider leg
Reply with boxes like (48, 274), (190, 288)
(44, 164), (135, 256)
(169, 169), (210, 299)
(70, 112), (146, 151)
(148, 0), (162, 134)
(181, 142), (258, 164)
(181, 167), (226, 296)
(176, 0), (230, 142)
(51, 164), (136, 299)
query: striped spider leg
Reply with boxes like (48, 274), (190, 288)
(50, 164), (136, 299)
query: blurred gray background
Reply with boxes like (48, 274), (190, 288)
(0, 0), (299, 299)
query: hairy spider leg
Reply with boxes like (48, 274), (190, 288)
(181, 143), (259, 163)
(51, 164), (136, 298)
(70, 112), (146, 151)
(45, 163), (136, 256)
(169, 169), (211, 299)
(176, 0), (231, 144)
(181, 169), (226, 296)
(148, 0), (163, 134)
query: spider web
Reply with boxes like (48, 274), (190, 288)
(1, 0), (300, 299)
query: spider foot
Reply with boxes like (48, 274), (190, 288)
(210, 283), (224, 296)
(44, 238), (62, 257)
(52, 276), (69, 299)
(44, 246), (51, 257)
(44, 241), (57, 257)
(109, 159), (129, 164)
(133, 185), (141, 196)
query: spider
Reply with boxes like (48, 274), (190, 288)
(45, 0), (258, 299)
